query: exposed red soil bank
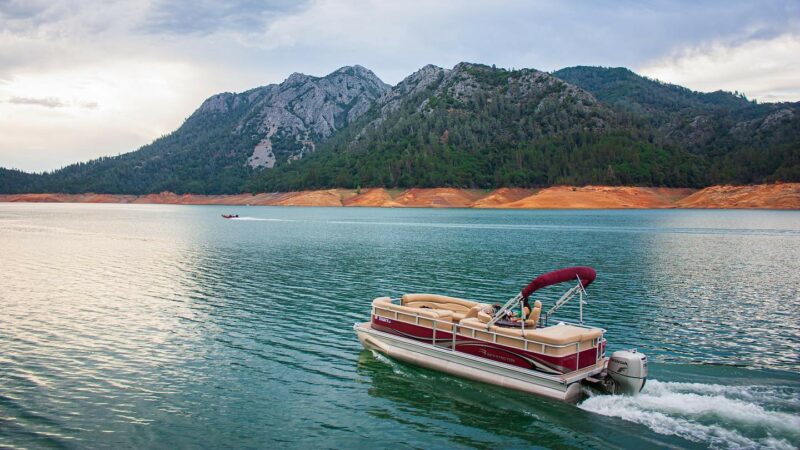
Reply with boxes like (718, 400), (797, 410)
(1, 184), (797, 209)
(342, 188), (401, 207)
(676, 183), (800, 209)
(473, 188), (536, 208)
(499, 186), (698, 209)
(393, 188), (483, 207)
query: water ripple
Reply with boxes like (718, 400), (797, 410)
(1, 204), (798, 449)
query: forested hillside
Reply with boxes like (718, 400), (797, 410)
(2, 63), (797, 194)
(245, 63), (706, 191)
(1, 66), (388, 194)
(553, 66), (800, 183)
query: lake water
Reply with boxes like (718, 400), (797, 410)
(1, 203), (798, 449)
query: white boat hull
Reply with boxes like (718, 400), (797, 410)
(355, 322), (606, 403)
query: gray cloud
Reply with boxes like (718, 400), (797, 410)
(7, 96), (97, 109)
(0, 0), (77, 33)
(0, 0), (45, 19)
(140, 0), (312, 35)
(2, 0), (798, 83)
(8, 96), (65, 107)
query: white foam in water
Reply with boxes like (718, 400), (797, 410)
(230, 217), (296, 222)
(370, 350), (409, 376)
(579, 380), (799, 449)
(369, 350), (433, 379)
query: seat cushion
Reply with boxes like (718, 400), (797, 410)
(524, 324), (602, 345)
(372, 296), (453, 319)
(402, 293), (477, 312)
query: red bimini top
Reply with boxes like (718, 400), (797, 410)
(521, 266), (596, 299)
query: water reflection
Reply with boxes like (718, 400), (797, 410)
(639, 212), (800, 368)
(0, 204), (212, 447)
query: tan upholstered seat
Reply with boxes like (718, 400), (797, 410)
(402, 294), (476, 310)
(457, 317), (528, 349)
(523, 324), (602, 345)
(476, 309), (491, 323)
(527, 300), (542, 327)
(371, 296), (454, 331)
(447, 304), (488, 322)
(372, 296), (452, 320)
(457, 316), (601, 355)
(458, 317), (486, 329)
(402, 294), (486, 323)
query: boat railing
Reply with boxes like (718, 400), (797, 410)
(372, 301), (605, 371)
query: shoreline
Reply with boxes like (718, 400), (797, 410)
(0, 184), (798, 210)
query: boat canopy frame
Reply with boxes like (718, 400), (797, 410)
(487, 266), (596, 328)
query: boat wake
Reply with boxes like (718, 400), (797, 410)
(228, 217), (292, 222)
(579, 380), (800, 449)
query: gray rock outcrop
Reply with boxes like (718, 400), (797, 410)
(194, 65), (390, 168)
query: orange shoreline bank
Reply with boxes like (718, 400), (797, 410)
(0, 184), (798, 209)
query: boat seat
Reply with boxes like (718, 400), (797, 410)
(372, 296), (453, 320)
(452, 304), (487, 322)
(402, 294), (477, 312)
(525, 324), (602, 345)
(458, 318), (601, 346)
(402, 294), (485, 322)
(528, 301), (542, 327)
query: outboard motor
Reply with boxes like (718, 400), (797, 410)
(606, 349), (648, 395)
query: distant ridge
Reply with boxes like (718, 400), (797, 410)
(2, 63), (798, 195)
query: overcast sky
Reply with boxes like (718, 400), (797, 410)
(1, 0), (799, 172)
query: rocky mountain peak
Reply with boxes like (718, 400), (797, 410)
(196, 92), (235, 114)
(375, 64), (447, 115)
(451, 61), (484, 72)
(330, 64), (383, 82)
(186, 66), (391, 169)
(232, 67), (390, 168)
(285, 72), (313, 85)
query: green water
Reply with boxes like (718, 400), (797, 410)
(1, 204), (798, 449)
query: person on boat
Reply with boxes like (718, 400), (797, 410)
(492, 299), (532, 325)
(485, 303), (521, 323)
(483, 303), (501, 316)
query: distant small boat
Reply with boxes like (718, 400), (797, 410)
(222, 214), (239, 219)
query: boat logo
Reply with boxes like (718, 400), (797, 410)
(478, 348), (516, 364)
(375, 316), (392, 324)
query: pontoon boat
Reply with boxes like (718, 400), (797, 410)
(354, 267), (647, 403)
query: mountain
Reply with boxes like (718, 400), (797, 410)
(245, 62), (704, 191)
(209, 65), (390, 169)
(2, 63), (798, 194)
(552, 66), (800, 182)
(3, 65), (389, 194)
